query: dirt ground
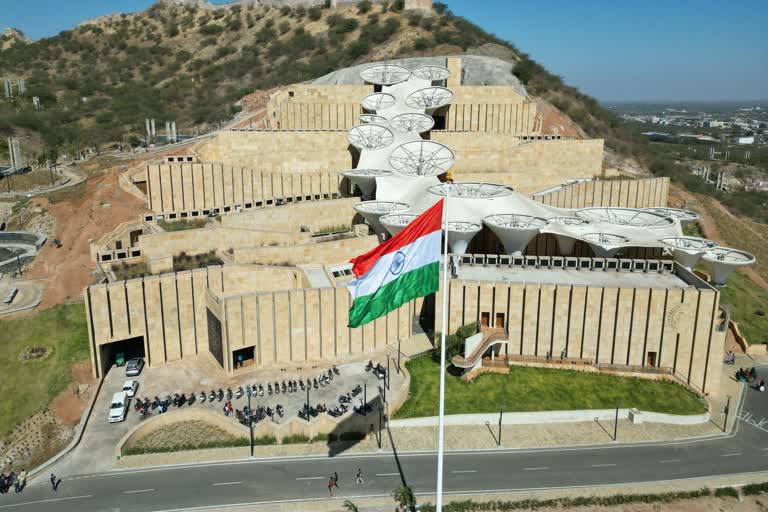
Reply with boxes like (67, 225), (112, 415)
(49, 361), (97, 426)
(24, 170), (148, 309)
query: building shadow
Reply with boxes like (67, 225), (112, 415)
(327, 394), (385, 457)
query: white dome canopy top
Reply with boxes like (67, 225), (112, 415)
(659, 236), (718, 252)
(389, 140), (455, 177)
(359, 63), (412, 85)
(405, 87), (454, 110)
(484, 214), (549, 230)
(380, 213), (418, 236)
(428, 182), (515, 199)
(576, 207), (675, 229)
(389, 113), (435, 134)
(361, 92), (396, 111)
(643, 207), (700, 224)
(582, 232), (631, 246)
(411, 65), (452, 82)
(359, 114), (389, 124)
(702, 247), (757, 286)
(659, 236), (719, 270)
(353, 201), (410, 215)
(548, 216), (591, 226)
(347, 124), (394, 150)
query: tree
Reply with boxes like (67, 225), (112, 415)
(308, 7), (322, 21)
(392, 485), (416, 510)
(357, 0), (373, 14)
(279, 21), (291, 35)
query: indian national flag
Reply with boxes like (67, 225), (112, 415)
(347, 199), (443, 328)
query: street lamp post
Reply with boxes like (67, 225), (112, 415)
(397, 338), (401, 374)
(248, 391), (254, 457)
(306, 385), (310, 419)
(387, 356), (391, 391)
(363, 380), (367, 416)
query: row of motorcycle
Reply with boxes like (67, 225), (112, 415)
(133, 365), (341, 418)
(298, 383), (364, 420)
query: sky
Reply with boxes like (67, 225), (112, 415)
(2, 0), (766, 103)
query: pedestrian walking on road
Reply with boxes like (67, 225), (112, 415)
(50, 473), (61, 492)
(328, 476), (336, 496)
(356, 468), (363, 484)
(333, 471), (339, 486)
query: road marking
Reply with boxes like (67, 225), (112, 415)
(721, 452), (743, 457)
(659, 459), (680, 463)
(592, 463), (617, 467)
(295, 476), (325, 481)
(375, 473), (400, 476)
(523, 467), (549, 471)
(451, 470), (478, 474)
(0, 495), (93, 509)
(123, 489), (155, 494)
(213, 481), (242, 486)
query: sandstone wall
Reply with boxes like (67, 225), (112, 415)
(436, 271), (725, 395)
(532, 177), (670, 209)
(232, 235), (378, 267)
(220, 198), (360, 233)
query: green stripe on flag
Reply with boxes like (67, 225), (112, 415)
(348, 260), (439, 328)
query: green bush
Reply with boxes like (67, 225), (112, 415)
(742, 482), (768, 495)
(199, 23), (224, 35)
(252, 435), (278, 446)
(282, 433), (311, 444)
(308, 7), (322, 21)
(357, 0), (373, 14)
(456, 322), (479, 340)
(714, 487), (739, 498)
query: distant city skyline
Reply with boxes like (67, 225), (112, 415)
(2, 0), (766, 103)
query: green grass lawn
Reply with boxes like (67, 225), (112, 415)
(0, 304), (90, 434)
(719, 270), (768, 345)
(394, 357), (706, 419)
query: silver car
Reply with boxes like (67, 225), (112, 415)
(126, 358), (144, 377)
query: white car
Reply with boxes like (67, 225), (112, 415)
(108, 392), (129, 423)
(121, 380), (139, 398)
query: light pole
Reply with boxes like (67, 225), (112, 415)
(306, 384), (310, 420)
(363, 380), (367, 416)
(386, 355), (391, 391)
(247, 390), (254, 457)
(613, 405), (619, 442)
(498, 408), (503, 447)
(723, 395), (731, 433)
(397, 338), (401, 374)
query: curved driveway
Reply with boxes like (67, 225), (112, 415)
(1, 376), (766, 511)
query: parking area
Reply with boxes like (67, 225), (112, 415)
(50, 351), (407, 477)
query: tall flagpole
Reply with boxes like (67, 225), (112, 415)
(436, 184), (450, 511)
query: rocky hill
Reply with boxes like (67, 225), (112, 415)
(0, 0), (643, 172)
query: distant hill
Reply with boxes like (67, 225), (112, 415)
(0, 0), (643, 172)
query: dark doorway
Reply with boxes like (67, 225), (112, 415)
(495, 313), (505, 328)
(481, 312), (490, 327)
(646, 351), (657, 367)
(419, 293), (436, 336)
(233, 346), (255, 369)
(99, 336), (145, 376)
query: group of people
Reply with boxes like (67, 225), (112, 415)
(0, 471), (60, 495)
(327, 469), (364, 496)
(736, 366), (765, 391)
(0, 470), (26, 494)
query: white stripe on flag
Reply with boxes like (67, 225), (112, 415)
(347, 229), (441, 301)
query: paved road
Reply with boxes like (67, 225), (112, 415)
(1, 377), (766, 511)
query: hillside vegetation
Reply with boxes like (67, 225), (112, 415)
(0, 0), (635, 165)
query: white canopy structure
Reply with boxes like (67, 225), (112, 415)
(702, 247), (757, 286)
(342, 63), (754, 284)
(484, 215), (549, 256)
(659, 236), (718, 269)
